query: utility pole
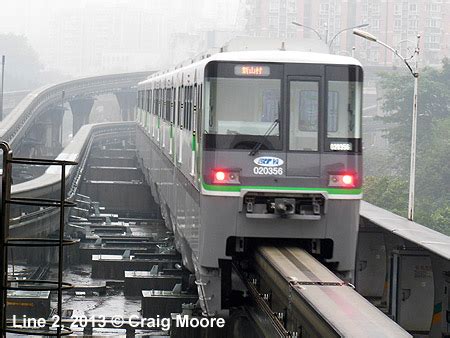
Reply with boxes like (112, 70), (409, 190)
(0, 55), (5, 121)
(354, 29), (421, 221)
(407, 37), (420, 221)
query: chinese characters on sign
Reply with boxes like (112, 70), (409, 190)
(234, 65), (271, 76)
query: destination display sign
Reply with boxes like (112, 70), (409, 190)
(234, 65), (271, 76)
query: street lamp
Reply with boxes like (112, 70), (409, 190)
(292, 22), (367, 52)
(291, 21), (323, 41)
(328, 23), (369, 52)
(353, 28), (421, 221)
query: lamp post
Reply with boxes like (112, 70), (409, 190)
(292, 22), (368, 53)
(328, 23), (369, 52)
(0, 55), (5, 121)
(353, 28), (421, 221)
(291, 21), (323, 41)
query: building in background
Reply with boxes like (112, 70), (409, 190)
(245, 0), (450, 67)
(42, 0), (244, 75)
(46, 3), (166, 75)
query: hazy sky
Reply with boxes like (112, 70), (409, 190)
(0, 0), (242, 75)
(0, 0), (241, 36)
(0, 0), (160, 36)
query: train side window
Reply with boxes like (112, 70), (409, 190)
(161, 89), (163, 117)
(166, 88), (169, 122)
(163, 88), (167, 121)
(160, 89), (163, 116)
(148, 90), (152, 114)
(149, 89), (153, 115)
(184, 86), (188, 129)
(153, 89), (157, 116)
(144, 90), (147, 112)
(155, 89), (161, 116)
(163, 88), (166, 120)
(185, 86), (188, 129)
(192, 85), (196, 131)
(188, 86), (192, 130)
(166, 88), (170, 121)
(142, 90), (145, 110)
(170, 87), (175, 123)
(156, 89), (159, 116)
(156, 89), (159, 117)
(143, 90), (147, 111)
(193, 84), (197, 132)
(188, 86), (192, 131)
(146, 90), (151, 113)
(164, 88), (170, 121)
(162, 88), (165, 118)
(196, 84), (202, 136)
(191, 85), (194, 130)
(175, 87), (178, 124)
(178, 87), (183, 127)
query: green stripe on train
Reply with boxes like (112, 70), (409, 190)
(202, 182), (362, 195)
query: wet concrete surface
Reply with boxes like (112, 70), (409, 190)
(61, 264), (142, 319)
(34, 219), (178, 336)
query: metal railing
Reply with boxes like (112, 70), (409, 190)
(0, 142), (78, 336)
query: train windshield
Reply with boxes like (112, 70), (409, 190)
(204, 62), (283, 150)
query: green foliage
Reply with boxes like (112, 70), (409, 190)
(430, 206), (450, 235)
(364, 176), (408, 218)
(377, 58), (450, 171)
(365, 59), (450, 234)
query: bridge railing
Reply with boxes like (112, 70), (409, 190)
(357, 201), (450, 336)
(0, 72), (150, 148)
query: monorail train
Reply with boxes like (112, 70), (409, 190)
(135, 49), (363, 315)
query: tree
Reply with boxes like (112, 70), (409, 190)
(365, 59), (450, 234)
(364, 176), (408, 218)
(377, 58), (450, 172)
(0, 34), (42, 91)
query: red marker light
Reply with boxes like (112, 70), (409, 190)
(328, 173), (357, 188)
(212, 168), (241, 185)
(215, 171), (226, 181)
(342, 175), (353, 185)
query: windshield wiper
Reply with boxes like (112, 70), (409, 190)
(249, 119), (279, 156)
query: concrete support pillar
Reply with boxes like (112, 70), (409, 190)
(114, 89), (136, 121)
(45, 106), (64, 151)
(69, 96), (95, 135)
(20, 106), (64, 158)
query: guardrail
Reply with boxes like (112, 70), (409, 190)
(0, 72), (150, 148)
(357, 201), (450, 336)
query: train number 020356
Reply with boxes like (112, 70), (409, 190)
(253, 166), (283, 175)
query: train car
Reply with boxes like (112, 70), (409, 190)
(135, 49), (363, 315)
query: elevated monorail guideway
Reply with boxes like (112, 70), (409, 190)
(8, 122), (136, 238)
(237, 245), (410, 337)
(0, 71), (151, 150)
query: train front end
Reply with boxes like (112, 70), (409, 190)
(199, 53), (363, 276)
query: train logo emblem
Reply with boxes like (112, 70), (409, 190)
(253, 156), (284, 167)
